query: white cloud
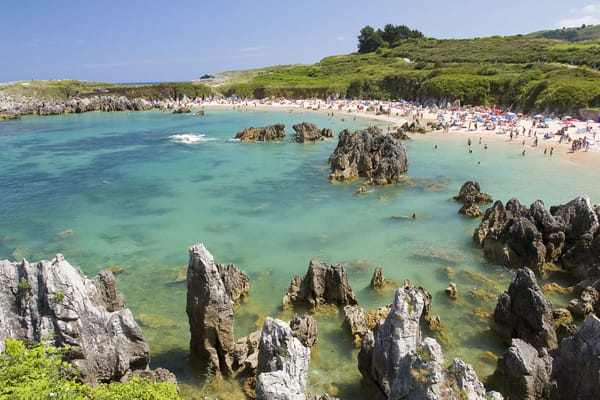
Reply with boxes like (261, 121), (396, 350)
(559, 3), (600, 27)
(239, 46), (270, 53)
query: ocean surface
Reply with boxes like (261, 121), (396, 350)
(1, 109), (598, 398)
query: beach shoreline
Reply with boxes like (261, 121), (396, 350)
(197, 99), (600, 169)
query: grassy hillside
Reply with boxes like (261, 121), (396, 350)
(217, 34), (600, 115)
(1, 80), (213, 101)
(528, 24), (600, 42)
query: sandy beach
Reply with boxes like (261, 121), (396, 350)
(195, 98), (600, 170)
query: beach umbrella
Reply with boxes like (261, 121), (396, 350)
(475, 115), (483, 122)
(544, 117), (553, 123)
(561, 116), (572, 121)
(571, 118), (580, 122)
(534, 114), (544, 119)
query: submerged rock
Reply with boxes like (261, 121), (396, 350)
(328, 126), (409, 184)
(282, 259), (357, 310)
(235, 123), (286, 141)
(292, 122), (333, 142)
(0, 255), (151, 384)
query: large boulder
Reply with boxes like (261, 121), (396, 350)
(186, 243), (249, 376)
(282, 259), (357, 310)
(491, 268), (558, 350)
(328, 126), (409, 184)
(551, 315), (600, 400)
(292, 122), (333, 142)
(235, 123), (286, 141)
(0, 255), (151, 384)
(492, 339), (554, 400)
(255, 317), (311, 400)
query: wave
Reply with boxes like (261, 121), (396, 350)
(168, 133), (216, 143)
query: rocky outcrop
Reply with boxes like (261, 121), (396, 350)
(0, 95), (159, 119)
(186, 243), (250, 376)
(235, 123), (286, 141)
(453, 181), (493, 205)
(255, 317), (311, 400)
(282, 259), (357, 310)
(328, 126), (409, 184)
(493, 339), (554, 400)
(292, 122), (333, 142)
(358, 283), (500, 400)
(491, 268), (558, 350)
(552, 315), (600, 400)
(289, 314), (318, 348)
(0, 254), (151, 384)
(473, 195), (600, 277)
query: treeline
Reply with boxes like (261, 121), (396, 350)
(357, 24), (424, 53)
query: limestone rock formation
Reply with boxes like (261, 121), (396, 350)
(255, 317), (311, 400)
(0, 255), (151, 384)
(493, 338), (554, 400)
(358, 284), (499, 400)
(552, 315), (600, 400)
(186, 243), (250, 376)
(282, 259), (357, 310)
(328, 126), (409, 184)
(292, 122), (333, 142)
(453, 181), (493, 205)
(473, 195), (600, 277)
(235, 123), (286, 141)
(491, 268), (558, 350)
(289, 314), (318, 348)
(343, 304), (369, 339)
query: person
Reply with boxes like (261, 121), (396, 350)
(522, 149), (526, 156)
(467, 138), (471, 146)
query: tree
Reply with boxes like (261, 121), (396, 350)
(357, 25), (385, 53)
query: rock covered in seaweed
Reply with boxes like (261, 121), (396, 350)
(235, 123), (286, 141)
(292, 122), (333, 142)
(0, 254), (152, 384)
(328, 126), (409, 184)
(453, 181), (493, 205)
(282, 259), (357, 310)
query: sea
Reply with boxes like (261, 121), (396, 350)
(0, 108), (598, 398)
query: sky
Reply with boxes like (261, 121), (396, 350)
(2, 0), (600, 83)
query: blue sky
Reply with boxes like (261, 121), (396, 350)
(2, 0), (600, 83)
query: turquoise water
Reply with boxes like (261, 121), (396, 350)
(1, 109), (598, 398)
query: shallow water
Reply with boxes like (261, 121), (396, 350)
(1, 109), (598, 398)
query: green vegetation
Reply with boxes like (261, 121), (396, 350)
(357, 24), (424, 53)
(0, 338), (183, 400)
(17, 279), (31, 291)
(52, 292), (65, 302)
(529, 24), (600, 42)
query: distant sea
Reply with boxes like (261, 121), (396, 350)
(1, 109), (598, 398)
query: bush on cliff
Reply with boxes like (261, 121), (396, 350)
(0, 338), (183, 400)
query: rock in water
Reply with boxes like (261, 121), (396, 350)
(453, 181), (493, 204)
(292, 122), (333, 142)
(328, 126), (408, 184)
(255, 317), (311, 400)
(282, 259), (357, 310)
(552, 315), (600, 400)
(0, 254), (150, 384)
(493, 338), (554, 400)
(358, 283), (500, 400)
(491, 268), (558, 350)
(186, 243), (249, 376)
(235, 123), (286, 141)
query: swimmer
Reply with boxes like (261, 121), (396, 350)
(522, 150), (525, 156)
(434, 145), (438, 149)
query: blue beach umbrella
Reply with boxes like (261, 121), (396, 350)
(544, 118), (553, 123)
(475, 115), (483, 122)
